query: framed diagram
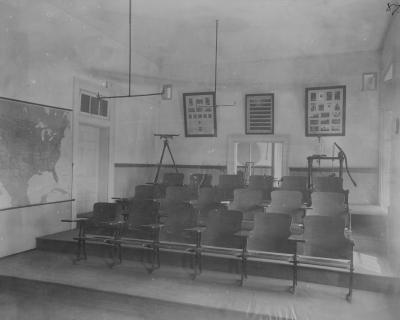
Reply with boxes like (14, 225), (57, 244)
(183, 92), (217, 137)
(362, 72), (377, 91)
(305, 86), (346, 137)
(245, 93), (274, 134)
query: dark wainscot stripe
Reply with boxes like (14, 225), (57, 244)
(0, 199), (75, 212)
(0, 95), (72, 112)
(115, 163), (227, 170)
(115, 164), (377, 174)
(289, 167), (377, 174)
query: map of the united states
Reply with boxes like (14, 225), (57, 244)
(0, 98), (72, 209)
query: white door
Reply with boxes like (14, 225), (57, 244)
(76, 124), (100, 214)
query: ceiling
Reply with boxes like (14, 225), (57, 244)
(0, 0), (392, 84)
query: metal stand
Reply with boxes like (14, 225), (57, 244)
(307, 142), (357, 191)
(153, 134), (179, 184)
(307, 153), (344, 190)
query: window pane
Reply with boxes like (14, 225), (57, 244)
(100, 100), (108, 117)
(90, 97), (99, 115)
(80, 94), (90, 113)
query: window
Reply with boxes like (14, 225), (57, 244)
(80, 93), (108, 118)
(227, 134), (289, 184)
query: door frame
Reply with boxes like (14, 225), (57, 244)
(72, 77), (115, 220)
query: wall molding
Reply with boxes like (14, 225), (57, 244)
(289, 167), (377, 174)
(115, 163), (377, 174)
(115, 163), (227, 170)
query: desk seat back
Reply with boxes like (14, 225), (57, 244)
(124, 199), (159, 240)
(165, 186), (195, 203)
(309, 192), (346, 217)
(202, 210), (243, 249)
(248, 175), (274, 200)
(230, 189), (263, 211)
(216, 174), (244, 201)
(268, 190), (303, 212)
(134, 184), (156, 199)
(163, 172), (184, 186)
(85, 202), (123, 235)
(303, 215), (352, 260)
(248, 211), (295, 254)
(159, 204), (197, 244)
(280, 176), (309, 204)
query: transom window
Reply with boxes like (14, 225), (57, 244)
(80, 93), (108, 118)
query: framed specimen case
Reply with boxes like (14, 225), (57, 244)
(305, 86), (346, 137)
(245, 93), (274, 134)
(183, 92), (217, 137)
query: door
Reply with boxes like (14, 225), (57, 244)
(76, 124), (100, 214)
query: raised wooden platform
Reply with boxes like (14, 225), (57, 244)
(36, 229), (399, 294)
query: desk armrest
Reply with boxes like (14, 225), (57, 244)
(259, 200), (271, 207)
(220, 200), (231, 206)
(184, 225), (207, 233)
(344, 228), (355, 245)
(140, 223), (165, 229)
(61, 218), (88, 223)
(99, 220), (126, 228)
(112, 197), (129, 201)
(288, 234), (305, 243)
(234, 230), (252, 238)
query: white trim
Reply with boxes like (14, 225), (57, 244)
(72, 77), (116, 220)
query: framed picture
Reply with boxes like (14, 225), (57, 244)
(183, 92), (217, 137)
(245, 93), (274, 134)
(305, 86), (346, 137)
(362, 72), (377, 91)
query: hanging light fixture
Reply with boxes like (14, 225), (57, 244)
(213, 19), (236, 108)
(98, 0), (172, 100)
(387, 2), (400, 15)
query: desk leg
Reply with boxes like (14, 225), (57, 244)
(74, 221), (87, 263)
(346, 256), (354, 302)
(291, 251), (298, 294)
(239, 237), (248, 286)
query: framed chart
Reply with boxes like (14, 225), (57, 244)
(245, 93), (274, 134)
(183, 92), (217, 137)
(305, 86), (346, 137)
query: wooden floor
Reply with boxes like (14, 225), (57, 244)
(0, 250), (399, 320)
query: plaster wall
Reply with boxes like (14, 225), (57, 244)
(0, 2), (160, 257)
(148, 51), (380, 203)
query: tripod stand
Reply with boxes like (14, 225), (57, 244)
(153, 134), (179, 184)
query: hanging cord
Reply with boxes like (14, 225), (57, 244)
(128, 0), (132, 96)
(334, 143), (357, 187)
(214, 20), (218, 99)
(211, 20), (235, 107)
